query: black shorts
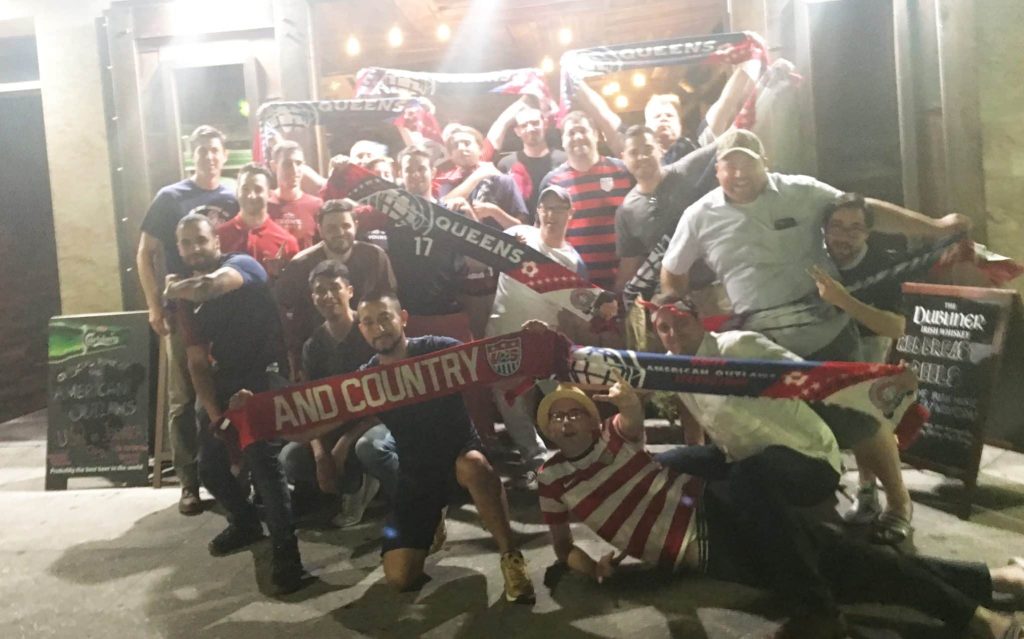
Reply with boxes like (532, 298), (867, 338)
(380, 437), (485, 554)
(809, 403), (880, 450)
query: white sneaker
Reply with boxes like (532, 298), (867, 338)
(332, 474), (380, 528)
(842, 483), (882, 525)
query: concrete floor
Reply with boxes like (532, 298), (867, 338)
(2, 410), (1024, 639)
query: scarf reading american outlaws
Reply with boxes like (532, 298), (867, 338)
(223, 329), (923, 449)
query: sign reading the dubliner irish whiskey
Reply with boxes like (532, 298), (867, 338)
(893, 283), (1018, 517)
(45, 312), (151, 490)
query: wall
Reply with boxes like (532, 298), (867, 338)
(0, 0), (121, 314)
(977, 0), (1024, 297)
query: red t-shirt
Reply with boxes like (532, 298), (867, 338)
(269, 191), (323, 250)
(216, 214), (299, 277)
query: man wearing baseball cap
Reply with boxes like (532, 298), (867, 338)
(485, 184), (588, 488)
(658, 128), (969, 542)
(660, 127), (969, 361)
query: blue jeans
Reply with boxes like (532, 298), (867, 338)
(198, 418), (296, 547)
(353, 423), (398, 501)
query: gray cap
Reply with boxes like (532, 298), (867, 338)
(715, 128), (766, 161)
(538, 184), (573, 205)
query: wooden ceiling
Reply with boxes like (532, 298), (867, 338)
(313, 0), (729, 76)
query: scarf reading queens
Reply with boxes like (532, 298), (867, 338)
(323, 163), (605, 321)
(255, 97), (441, 162)
(224, 332), (923, 449)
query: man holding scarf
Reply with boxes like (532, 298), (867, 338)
(354, 292), (535, 603)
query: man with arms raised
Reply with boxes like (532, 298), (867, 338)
(355, 292), (535, 602)
(164, 213), (307, 595)
(538, 111), (634, 291)
(488, 99), (566, 218)
(136, 125), (238, 516)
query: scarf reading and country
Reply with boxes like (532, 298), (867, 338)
(223, 330), (923, 449)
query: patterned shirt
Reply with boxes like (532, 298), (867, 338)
(539, 157), (635, 290)
(538, 415), (703, 570)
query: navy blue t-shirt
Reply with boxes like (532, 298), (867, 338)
(140, 178), (238, 275)
(180, 253), (286, 401)
(361, 336), (477, 474)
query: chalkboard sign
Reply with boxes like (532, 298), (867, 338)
(45, 311), (152, 490)
(893, 283), (1018, 517)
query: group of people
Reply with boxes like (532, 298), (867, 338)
(134, 47), (1024, 637)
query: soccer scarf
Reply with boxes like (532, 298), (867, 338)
(355, 66), (550, 99)
(323, 164), (604, 320)
(559, 32), (763, 118)
(623, 231), (970, 308)
(223, 330), (923, 448)
(224, 330), (570, 448)
(255, 97), (440, 161)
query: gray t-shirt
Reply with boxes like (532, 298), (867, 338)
(663, 173), (848, 355)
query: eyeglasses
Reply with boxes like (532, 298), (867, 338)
(548, 409), (589, 424)
(825, 223), (868, 237)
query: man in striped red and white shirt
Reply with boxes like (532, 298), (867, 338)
(533, 370), (1024, 638)
(538, 111), (634, 291)
(537, 381), (704, 576)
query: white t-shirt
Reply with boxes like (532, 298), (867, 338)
(678, 331), (842, 474)
(485, 225), (586, 337)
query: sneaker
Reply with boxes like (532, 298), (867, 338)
(178, 488), (203, 516)
(208, 523), (265, 557)
(510, 470), (539, 492)
(271, 542), (311, 596)
(429, 507), (448, 555)
(842, 483), (882, 525)
(331, 474), (380, 528)
(500, 550), (535, 604)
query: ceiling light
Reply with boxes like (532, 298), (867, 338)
(614, 94), (629, 110)
(436, 23), (451, 42)
(540, 56), (555, 74)
(558, 27), (572, 46)
(388, 25), (404, 48)
(601, 81), (620, 97)
(345, 36), (361, 57)
(631, 72), (647, 88)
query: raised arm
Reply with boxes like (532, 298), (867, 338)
(810, 266), (906, 339)
(571, 79), (624, 156)
(164, 266), (245, 303)
(486, 98), (526, 154)
(866, 198), (971, 240)
(593, 376), (645, 444)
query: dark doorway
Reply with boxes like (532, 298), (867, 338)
(0, 89), (61, 422)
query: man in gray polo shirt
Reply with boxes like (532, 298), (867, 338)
(660, 129), (969, 544)
(660, 128), (968, 360)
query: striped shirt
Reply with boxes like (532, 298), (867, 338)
(538, 416), (704, 570)
(539, 157), (634, 290)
